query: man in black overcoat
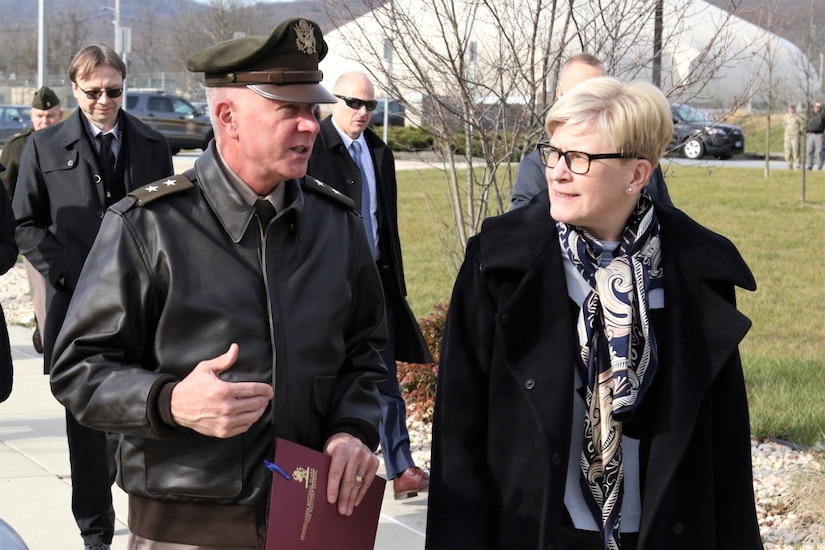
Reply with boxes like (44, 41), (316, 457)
(308, 72), (432, 500)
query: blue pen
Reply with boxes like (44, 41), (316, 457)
(264, 459), (291, 480)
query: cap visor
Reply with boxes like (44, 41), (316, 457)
(248, 83), (336, 104)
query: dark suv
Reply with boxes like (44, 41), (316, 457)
(669, 103), (744, 160)
(125, 91), (213, 154)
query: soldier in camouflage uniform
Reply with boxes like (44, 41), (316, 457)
(783, 104), (803, 170)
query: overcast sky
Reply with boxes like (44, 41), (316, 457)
(193, 0), (295, 3)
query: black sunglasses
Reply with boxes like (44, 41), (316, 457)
(76, 84), (124, 100)
(334, 94), (378, 111)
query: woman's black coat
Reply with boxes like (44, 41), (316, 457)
(426, 194), (762, 549)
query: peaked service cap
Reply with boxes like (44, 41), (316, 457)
(31, 86), (61, 110)
(186, 18), (335, 104)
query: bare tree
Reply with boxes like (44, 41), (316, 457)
(319, 0), (767, 264)
(0, 21), (38, 83)
(797, 0), (825, 201)
(748, 1), (785, 178)
(129, 0), (174, 84)
(205, 0), (254, 43)
(47, 5), (94, 79)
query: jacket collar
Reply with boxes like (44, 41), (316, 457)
(478, 196), (756, 390)
(656, 203), (756, 292)
(477, 196), (756, 294)
(478, 193), (556, 276)
(191, 142), (304, 243)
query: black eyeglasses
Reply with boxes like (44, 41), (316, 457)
(334, 94), (378, 111)
(75, 84), (124, 100)
(536, 141), (638, 175)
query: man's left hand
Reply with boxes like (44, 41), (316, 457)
(324, 432), (379, 516)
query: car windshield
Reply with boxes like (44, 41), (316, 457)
(172, 98), (195, 115)
(675, 104), (712, 124)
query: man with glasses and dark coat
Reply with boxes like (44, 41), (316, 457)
(308, 72), (433, 500)
(12, 44), (172, 550)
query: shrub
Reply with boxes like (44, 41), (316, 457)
(385, 126), (435, 151)
(397, 302), (448, 423)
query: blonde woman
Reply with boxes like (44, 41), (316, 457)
(427, 77), (761, 550)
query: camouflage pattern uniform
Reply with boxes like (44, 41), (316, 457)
(783, 106), (803, 170)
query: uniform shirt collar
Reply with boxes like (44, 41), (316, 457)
(214, 146), (285, 212)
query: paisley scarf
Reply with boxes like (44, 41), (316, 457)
(556, 192), (663, 549)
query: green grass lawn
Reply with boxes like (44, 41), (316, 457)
(397, 162), (825, 446)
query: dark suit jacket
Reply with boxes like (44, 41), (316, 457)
(308, 118), (430, 364)
(426, 194), (762, 549)
(12, 108), (173, 369)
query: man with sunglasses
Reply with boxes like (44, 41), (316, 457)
(12, 44), (172, 550)
(308, 72), (433, 500)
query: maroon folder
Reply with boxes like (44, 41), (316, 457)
(265, 438), (386, 549)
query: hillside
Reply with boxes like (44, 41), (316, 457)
(706, 0), (824, 52)
(0, 0), (366, 85)
(0, 0), (819, 98)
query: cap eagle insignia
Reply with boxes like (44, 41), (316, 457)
(293, 20), (317, 55)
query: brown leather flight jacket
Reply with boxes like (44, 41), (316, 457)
(50, 144), (387, 546)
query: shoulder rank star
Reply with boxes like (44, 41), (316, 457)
(315, 180), (341, 196)
(128, 174), (193, 206)
(318, 181), (341, 195)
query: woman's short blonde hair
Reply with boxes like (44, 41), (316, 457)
(545, 77), (673, 166)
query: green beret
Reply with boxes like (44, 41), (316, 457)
(186, 18), (335, 104)
(31, 87), (60, 110)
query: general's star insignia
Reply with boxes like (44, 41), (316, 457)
(315, 180), (341, 195)
(163, 179), (177, 187)
(145, 185), (159, 192)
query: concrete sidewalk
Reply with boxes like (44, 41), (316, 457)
(0, 324), (427, 549)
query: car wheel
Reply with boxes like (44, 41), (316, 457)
(682, 138), (704, 159)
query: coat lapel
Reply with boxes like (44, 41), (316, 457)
(316, 120), (358, 204)
(640, 205), (755, 532)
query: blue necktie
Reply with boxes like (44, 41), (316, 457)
(350, 141), (377, 258)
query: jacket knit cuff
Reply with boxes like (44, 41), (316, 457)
(146, 378), (181, 437)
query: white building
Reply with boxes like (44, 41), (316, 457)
(319, 0), (817, 119)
